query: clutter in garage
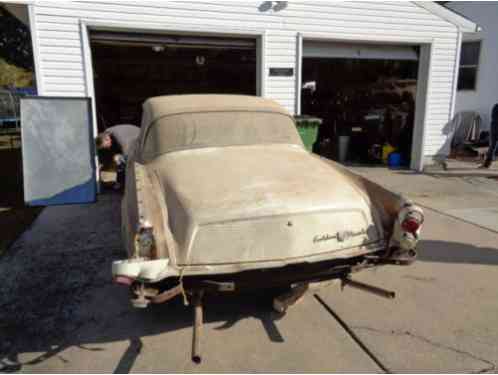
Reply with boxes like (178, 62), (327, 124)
(301, 57), (418, 168)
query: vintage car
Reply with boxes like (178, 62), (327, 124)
(112, 94), (423, 360)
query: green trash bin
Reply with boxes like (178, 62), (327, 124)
(294, 116), (322, 152)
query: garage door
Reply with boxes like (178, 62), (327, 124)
(303, 41), (419, 61)
(90, 31), (256, 50)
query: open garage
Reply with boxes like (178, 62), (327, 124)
(90, 31), (259, 130)
(300, 40), (421, 168)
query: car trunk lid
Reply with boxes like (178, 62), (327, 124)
(150, 145), (382, 265)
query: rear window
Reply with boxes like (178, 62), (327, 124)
(142, 111), (303, 160)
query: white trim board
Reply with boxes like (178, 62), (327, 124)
(415, 2), (480, 32)
(28, 4), (43, 94)
(79, 19), (266, 38)
(299, 32), (433, 45)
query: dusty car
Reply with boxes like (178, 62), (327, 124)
(112, 94), (423, 360)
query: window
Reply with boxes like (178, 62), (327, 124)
(457, 41), (481, 91)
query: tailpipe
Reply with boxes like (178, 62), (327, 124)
(341, 277), (396, 299)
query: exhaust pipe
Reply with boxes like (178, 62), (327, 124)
(341, 277), (395, 299)
(191, 291), (204, 364)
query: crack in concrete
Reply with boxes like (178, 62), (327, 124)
(401, 275), (437, 283)
(352, 325), (496, 373)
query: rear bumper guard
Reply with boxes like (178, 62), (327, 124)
(112, 258), (171, 282)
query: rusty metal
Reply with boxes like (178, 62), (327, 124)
(341, 277), (395, 299)
(131, 282), (150, 308)
(384, 247), (417, 266)
(201, 280), (235, 292)
(191, 291), (204, 364)
(150, 284), (183, 304)
(184, 260), (355, 294)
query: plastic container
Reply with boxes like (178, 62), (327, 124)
(338, 136), (350, 163)
(382, 144), (396, 164)
(294, 116), (322, 151)
(388, 152), (402, 168)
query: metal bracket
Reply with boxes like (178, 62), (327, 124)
(201, 280), (236, 292)
(150, 284), (183, 304)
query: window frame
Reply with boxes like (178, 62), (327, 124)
(457, 40), (481, 92)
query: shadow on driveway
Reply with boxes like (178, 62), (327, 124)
(0, 247), (285, 373)
(418, 239), (498, 266)
(0, 192), (290, 373)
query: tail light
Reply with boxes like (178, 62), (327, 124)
(392, 204), (423, 253)
(114, 275), (135, 286)
(401, 217), (421, 234)
(134, 221), (156, 257)
(399, 204), (424, 235)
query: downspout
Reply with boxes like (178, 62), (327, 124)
(260, 31), (267, 98)
(295, 33), (303, 116)
(449, 27), (463, 121)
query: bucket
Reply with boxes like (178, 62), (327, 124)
(338, 136), (350, 163)
(388, 152), (402, 168)
(382, 144), (396, 164)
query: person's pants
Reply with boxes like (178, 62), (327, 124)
(115, 154), (127, 186)
(485, 124), (498, 164)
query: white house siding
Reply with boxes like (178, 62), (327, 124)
(446, 2), (498, 131)
(31, 1), (459, 161)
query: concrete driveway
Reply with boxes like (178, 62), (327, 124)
(1, 171), (497, 373)
(352, 161), (498, 233)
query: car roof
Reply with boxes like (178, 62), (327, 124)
(141, 94), (291, 126)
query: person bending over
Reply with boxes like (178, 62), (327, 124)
(96, 124), (140, 190)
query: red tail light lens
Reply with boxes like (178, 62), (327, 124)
(401, 218), (420, 233)
(114, 275), (134, 286)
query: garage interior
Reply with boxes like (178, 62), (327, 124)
(90, 31), (258, 131)
(301, 41), (419, 167)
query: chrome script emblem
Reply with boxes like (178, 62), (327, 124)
(313, 229), (366, 243)
(313, 233), (337, 243)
